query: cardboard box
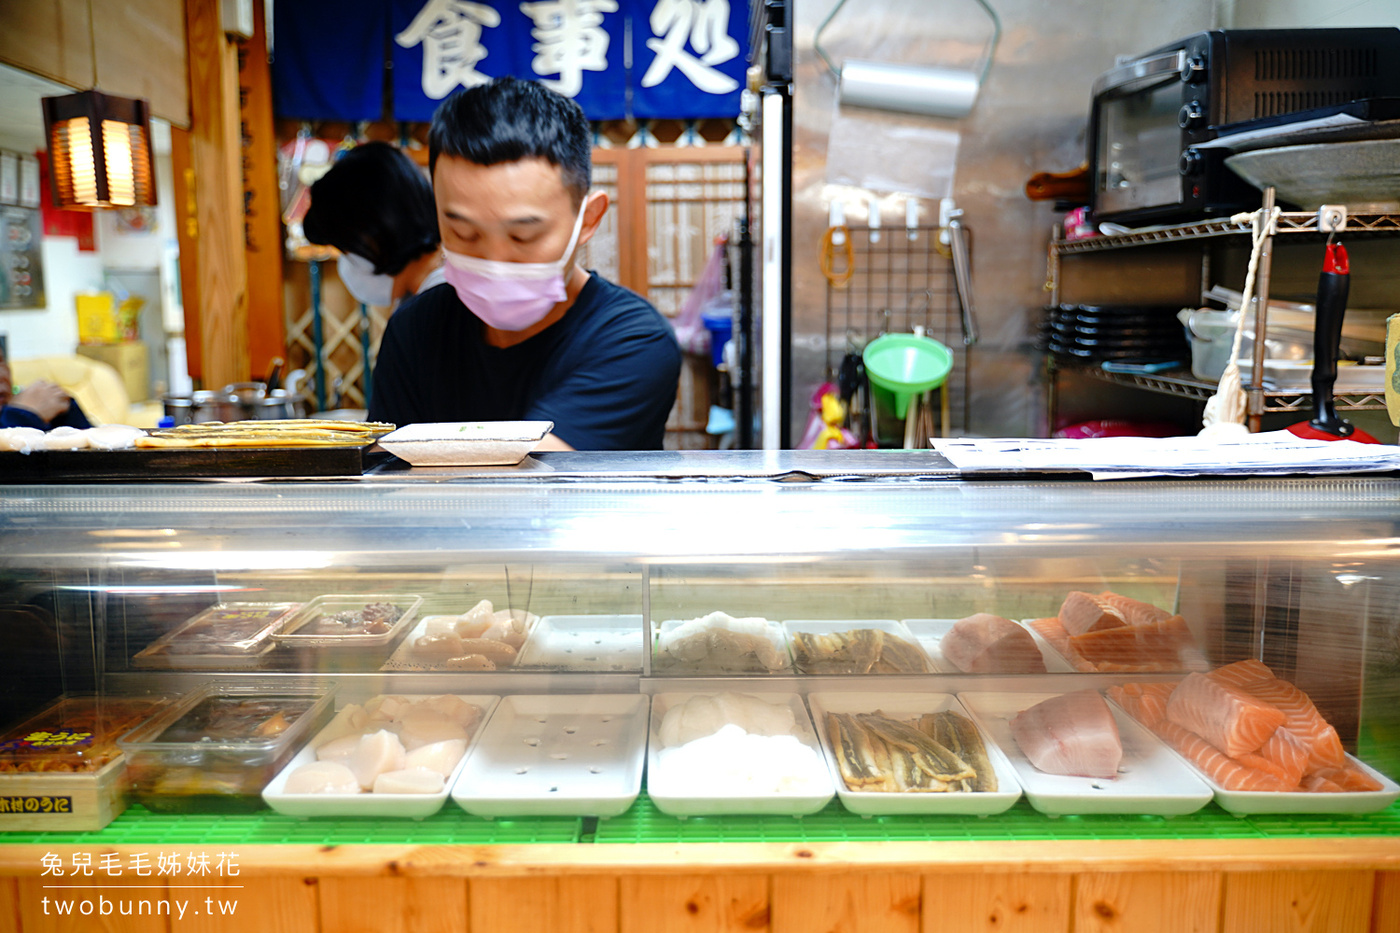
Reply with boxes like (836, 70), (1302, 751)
(77, 342), (149, 401)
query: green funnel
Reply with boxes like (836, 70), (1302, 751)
(863, 333), (954, 419)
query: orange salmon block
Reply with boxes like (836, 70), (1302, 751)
(1151, 719), (1293, 792)
(1237, 677), (1348, 771)
(1097, 591), (1174, 627)
(1069, 615), (1196, 669)
(1058, 591), (1127, 636)
(1166, 672), (1286, 758)
(1027, 617), (1097, 672)
(1302, 765), (1382, 793)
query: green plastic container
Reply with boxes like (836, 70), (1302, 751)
(862, 333), (954, 419)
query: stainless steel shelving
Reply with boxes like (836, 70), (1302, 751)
(1046, 191), (1398, 431)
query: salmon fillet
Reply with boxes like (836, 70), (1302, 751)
(1010, 690), (1122, 779)
(1234, 726), (1309, 788)
(1150, 719), (1294, 792)
(940, 613), (1047, 673)
(1165, 672), (1286, 758)
(1206, 660), (1347, 770)
(1058, 591), (1127, 636)
(1097, 592), (1174, 627)
(1106, 682), (1176, 727)
(1301, 765), (1382, 793)
(1070, 615), (1196, 669)
(1027, 617), (1097, 672)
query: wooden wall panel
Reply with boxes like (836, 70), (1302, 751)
(318, 876), (467, 933)
(0, 876), (19, 932)
(620, 874), (768, 933)
(90, 0), (188, 126)
(1075, 872), (1220, 933)
(1222, 871), (1373, 933)
(1373, 871), (1400, 933)
(15, 876), (167, 933)
(183, 0), (249, 390)
(471, 876), (619, 933)
(771, 873), (920, 933)
(923, 872), (1070, 933)
(236, 0), (286, 379)
(175, 876), (318, 932)
(0, 0), (93, 91)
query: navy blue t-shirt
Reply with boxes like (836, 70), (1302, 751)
(368, 274), (681, 450)
(0, 400), (92, 430)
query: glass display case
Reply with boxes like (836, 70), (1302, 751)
(2, 454), (1398, 931)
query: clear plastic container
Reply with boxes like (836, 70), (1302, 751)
(132, 602), (302, 669)
(118, 682), (333, 813)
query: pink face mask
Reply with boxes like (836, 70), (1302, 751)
(441, 202), (588, 331)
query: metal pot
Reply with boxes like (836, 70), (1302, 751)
(253, 389), (308, 420)
(161, 390), (241, 425)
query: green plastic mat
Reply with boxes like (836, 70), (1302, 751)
(591, 795), (1400, 845)
(2, 798), (1397, 848)
(0, 805), (583, 847)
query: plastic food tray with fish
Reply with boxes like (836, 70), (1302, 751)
(1022, 615), (1210, 675)
(652, 614), (792, 675)
(958, 691), (1213, 817)
(0, 695), (168, 831)
(451, 694), (648, 818)
(118, 682), (334, 813)
(647, 692), (835, 818)
(380, 608), (534, 672)
(263, 694), (499, 819)
(132, 602), (302, 669)
(903, 618), (1073, 674)
(1104, 698), (1400, 816)
(784, 620), (934, 675)
(275, 595), (422, 659)
(515, 615), (645, 671)
(808, 692), (1021, 816)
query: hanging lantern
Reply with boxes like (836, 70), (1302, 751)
(41, 90), (156, 210)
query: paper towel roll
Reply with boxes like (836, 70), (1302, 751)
(838, 60), (980, 119)
(1386, 313), (1400, 426)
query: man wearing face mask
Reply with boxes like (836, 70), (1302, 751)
(302, 141), (446, 309)
(366, 78), (682, 451)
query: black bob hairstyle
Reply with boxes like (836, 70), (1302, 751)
(429, 77), (592, 206)
(302, 141), (440, 276)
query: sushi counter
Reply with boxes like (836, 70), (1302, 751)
(1, 456), (1399, 932)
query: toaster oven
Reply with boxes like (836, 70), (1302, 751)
(1089, 28), (1400, 226)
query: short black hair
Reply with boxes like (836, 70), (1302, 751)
(429, 77), (591, 205)
(302, 141), (439, 276)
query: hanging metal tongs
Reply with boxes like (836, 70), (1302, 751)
(940, 199), (979, 346)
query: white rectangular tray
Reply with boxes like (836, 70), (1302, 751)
(380, 612), (530, 672)
(784, 620), (933, 674)
(262, 694), (499, 819)
(652, 617), (792, 674)
(450, 694), (648, 818)
(515, 615), (644, 671)
(904, 618), (1072, 673)
(1105, 699), (1400, 816)
(807, 692), (1021, 816)
(647, 692), (835, 818)
(377, 421), (552, 466)
(958, 691), (1213, 817)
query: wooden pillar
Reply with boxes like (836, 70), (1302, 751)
(237, 0), (286, 380)
(182, 0), (249, 389)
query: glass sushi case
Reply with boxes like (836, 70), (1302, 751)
(1, 456), (1398, 827)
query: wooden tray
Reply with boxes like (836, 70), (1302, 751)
(0, 444), (385, 482)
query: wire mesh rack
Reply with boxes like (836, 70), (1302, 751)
(823, 224), (968, 437)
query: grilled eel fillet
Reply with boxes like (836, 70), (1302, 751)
(794, 629), (929, 674)
(919, 711), (997, 792)
(827, 711), (979, 792)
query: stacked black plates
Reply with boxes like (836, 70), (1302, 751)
(1041, 304), (1189, 364)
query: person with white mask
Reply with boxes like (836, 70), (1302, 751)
(302, 142), (446, 309)
(367, 78), (681, 451)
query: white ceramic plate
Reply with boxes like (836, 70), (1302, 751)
(784, 620), (934, 674)
(450, 694), (648, 818)
(262, 694), (499, 819)
(377, 421), (553, 466)
(958, 691), (1213, 817)
(903, 618), (1072, 674)
(646, 692), (835, 817)
(515, 615), (645, 671)
(807, 692), (1022, 816)
(1105, 699), (1400, 816)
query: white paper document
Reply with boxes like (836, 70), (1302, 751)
(932, 432), (1400, 480)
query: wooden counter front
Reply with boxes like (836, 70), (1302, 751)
(1, 837), (1397, 932)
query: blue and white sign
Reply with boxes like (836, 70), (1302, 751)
(273, 1), (748, 123)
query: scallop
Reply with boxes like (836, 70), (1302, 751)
(396, 707), (468, 750)
(315, 734), (362, 763)
(0, 428), (46, 453)
(403, 738), (467, 778)
(346, 729), (406, 790)
(418, 695), (483, 732)
(312, 703), (368, 749)
(83, 424), (145, 449)
(372, 768), (445, 795)
(283, 760), (362, 795)
(41, 426), (90, 450)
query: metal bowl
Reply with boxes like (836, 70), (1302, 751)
(1225, 139), (1400, 210)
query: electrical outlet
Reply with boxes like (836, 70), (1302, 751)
(1317, 205), (1347, 233)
